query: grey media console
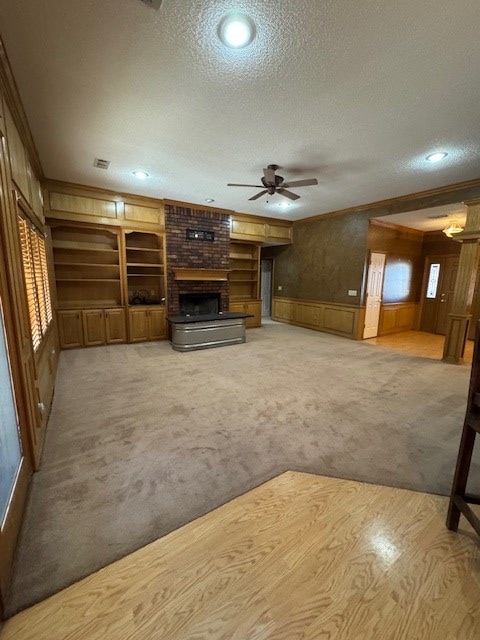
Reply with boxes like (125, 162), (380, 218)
(168, 312), (252, 352)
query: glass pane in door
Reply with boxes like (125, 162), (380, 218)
(0, 299), (22, 525)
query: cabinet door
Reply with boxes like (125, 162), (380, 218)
(57, 310), (83, 349)
(228, 302), (245, 313)
(82, 310), (106, 346)
(128, 309), (149, 342)
(148, 308), (166, 340)
(105, 309), (126, 344)
(244, 301), (262, 328)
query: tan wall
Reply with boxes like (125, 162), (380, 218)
(271, 213), (370, 305)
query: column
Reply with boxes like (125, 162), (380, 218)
(442, 200), (480, 364)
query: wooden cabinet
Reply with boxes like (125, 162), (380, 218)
(229, 300), (262, 328)
(58, 308), (126, 349)
(49, 222), (167, 348)
(57, 310), (83, 349)
(230, 214), (292, 244)
(128, 307), (166, 342)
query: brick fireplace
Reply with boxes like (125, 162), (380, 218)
(165, 204), (230, 316)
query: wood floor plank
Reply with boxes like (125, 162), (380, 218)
(2, 472), (479, 640)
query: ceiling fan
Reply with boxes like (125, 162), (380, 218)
(227, 164), (318, 201)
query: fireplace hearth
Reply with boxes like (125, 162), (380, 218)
(179, 292), (221, 316)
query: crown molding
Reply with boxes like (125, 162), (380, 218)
(0, 35), (43, 179)
(295, 176), (480, 226)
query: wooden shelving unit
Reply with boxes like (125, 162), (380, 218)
(229, 242), (261, 327)
(229, 242), (260, 301)
(124, 231), (166, 307)
(49, 223), (168, 348)
(51, 223), (122, 310)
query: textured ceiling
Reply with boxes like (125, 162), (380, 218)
(0, 0), (479, 221)
(374, 203), (467, 232)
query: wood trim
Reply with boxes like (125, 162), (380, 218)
(172, 268), (231, 282)
(164, 198), (233, 215)
(294, 176), (480, 226)
(0, 36), (42, 179)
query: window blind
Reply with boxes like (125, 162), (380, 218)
(17, 216), (52, 351)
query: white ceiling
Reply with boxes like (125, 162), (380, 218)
(374, 203), (467, 232)
(0, 0), (480, 221)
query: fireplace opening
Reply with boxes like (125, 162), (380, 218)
(179, 292), (221, 316)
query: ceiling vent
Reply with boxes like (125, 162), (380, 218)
(140, 0), (162, 9)
(94, 158), (110, 170)
(427, 214), (449, 219)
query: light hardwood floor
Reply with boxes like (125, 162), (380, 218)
(365, 330), (474, 363)
(2, 471), (479, 640)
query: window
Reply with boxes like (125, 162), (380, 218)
(17, 217), (53, 351)
(426, 263), (441, 299)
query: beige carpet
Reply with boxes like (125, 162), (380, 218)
(6, 321), (479, 615)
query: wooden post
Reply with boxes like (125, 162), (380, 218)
(443, 200), (480, 364)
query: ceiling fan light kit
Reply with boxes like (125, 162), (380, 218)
(227, 164), (318, 201)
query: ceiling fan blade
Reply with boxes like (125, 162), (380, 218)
(282, 178), (318, 188)
(227, 183), (264, 187)
(249, 190), (268, 201)
(263, 166), (276, 185)
(277, 189), (300, 201)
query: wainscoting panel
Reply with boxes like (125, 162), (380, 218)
(272, 297), (363, 340)
(378, 302), (418, 336)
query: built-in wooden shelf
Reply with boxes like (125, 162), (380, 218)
(126, 263), (162, 267)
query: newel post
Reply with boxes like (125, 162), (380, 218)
(442, 200), (480, 364)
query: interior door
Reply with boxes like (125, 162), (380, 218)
(363, 252), (386, 339)
(420, 255), (458, 335)
(261, 259), (273, 317)
(435, 256), (459, 335)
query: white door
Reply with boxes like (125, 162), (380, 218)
(261, 260), (273, 317)
(363, 252), (386, 339)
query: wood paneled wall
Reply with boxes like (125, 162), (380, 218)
(368, 221), (424, 305)
(272, 296), (365, 340)
(0, 36), (58, 611)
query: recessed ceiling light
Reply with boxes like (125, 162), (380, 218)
(133, 170), (149, 179)
(205, 198), (215, 203)
(218, 14), (255, 48)
(426, 152), (448, 163)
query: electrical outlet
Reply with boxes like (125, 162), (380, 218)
(278, 285), (283, 291)
(348, 289), (357, 296)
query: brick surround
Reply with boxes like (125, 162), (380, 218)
(165, 204), (230, 315)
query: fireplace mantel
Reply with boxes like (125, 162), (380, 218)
(172, 268), (231, 282)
